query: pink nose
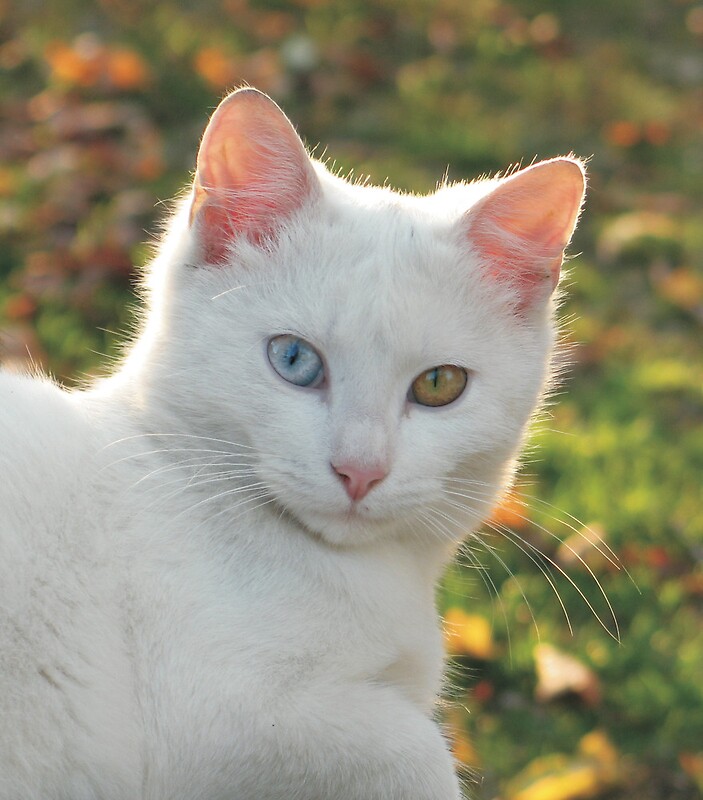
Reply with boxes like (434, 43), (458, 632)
(332, 462), (388, 502)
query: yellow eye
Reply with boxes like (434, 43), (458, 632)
(409, 365), (468, 407)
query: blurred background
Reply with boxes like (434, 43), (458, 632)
(0, 1), (701, 798)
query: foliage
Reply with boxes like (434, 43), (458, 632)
(1, 1), (701, 798)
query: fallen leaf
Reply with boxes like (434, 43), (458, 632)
(534, 643), (601, 705)
(556, 523), (614, 571)
(654, 267), (703, 311)
(506, 758), (602, 800)
(44, 35), (108, 88)
(443, 708), (480, 769)
(644, 121), (671, 146)
(680, 752), (703, 792)
(603, 120), (640, 148)
(443, 608), (495, 660)
(106, 48), (151, 90)
(578, 730), (619, 770)
(504, 730), (622, 800)
(0, 166), (18, 196)
(488, 490), (528, 530)
(4, 294), (37, 320)
(193, 47), (240, 89)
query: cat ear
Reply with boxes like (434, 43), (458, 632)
(189, 88), (320, 263)
(463, 158), (586, 310)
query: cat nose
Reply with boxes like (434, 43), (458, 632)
(331, 462), (388, 502)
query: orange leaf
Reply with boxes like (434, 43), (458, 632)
(655, 268), (703, 310)
(44, 39), (104, 87)
(488, 490), (528, 530)
(644, 121), (671, 146)
(4, 294), (37, 321)
(680, 752), (703, 791)
(444, 708), (480, 769)
(106, 48), (150, 90)
(603, 120), (640, 148)
(0, 166), (18, 196)
(194, 47), (239, 89)
(452, 730), (480, 768)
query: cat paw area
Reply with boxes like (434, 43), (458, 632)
(0, 2), (701, 800)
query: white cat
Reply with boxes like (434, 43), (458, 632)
(0, 88), (585, 799)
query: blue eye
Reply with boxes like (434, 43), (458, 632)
(267, 335), (325, 388)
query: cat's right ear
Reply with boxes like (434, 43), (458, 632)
(189, 88), (321, 264)
(462, 157), (586, 314)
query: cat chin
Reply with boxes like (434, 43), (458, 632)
(285, 504), (412, 547)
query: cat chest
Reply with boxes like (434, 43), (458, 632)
(131, 543), (442, 718)
(130, 586), (440, 795)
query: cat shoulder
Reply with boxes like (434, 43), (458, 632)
(1, 368), (77, 431)
(0, 370), (92, 503)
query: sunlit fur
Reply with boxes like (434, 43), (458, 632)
(0, 90), (585, 799)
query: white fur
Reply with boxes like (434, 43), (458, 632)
(0, 107), (581, 798)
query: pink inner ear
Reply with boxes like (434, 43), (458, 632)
(190, 89), (319, 264)
(468, 159), (586, 307)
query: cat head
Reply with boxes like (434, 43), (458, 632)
(138, 88), (585, 548)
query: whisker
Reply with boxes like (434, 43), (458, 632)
(145, 478), (264, 517)
(170, 482), (274, 521)
(476, 518), (570, 639)
(443, 477), (627, 577)
(486, 517), (620, 642)
(102, 432), (259, 451)
(195, 492), (278, 532)
(100, 446), (259, 472)
(439, 482), (620, 641)
(128, 458), (259, 491)
(420, 504), (516, 658)
(442, 484), (624, 637)
(528, 496), (635, 585)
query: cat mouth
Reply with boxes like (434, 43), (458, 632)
(336, 493), (399, 523)
(341, 497), (372, 516)
(314, 498), (413, 542)
(272, 492), (398, 542)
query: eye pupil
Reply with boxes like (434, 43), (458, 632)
(287, 342), (299, 365)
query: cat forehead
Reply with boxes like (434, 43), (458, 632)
(239, 201), (495, 363)
(285, 180), (470, 284)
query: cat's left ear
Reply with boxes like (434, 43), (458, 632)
(462, 157), (586, 312)
(189, 88), (321, 264)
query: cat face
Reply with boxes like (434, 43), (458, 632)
(146, 89), (585, 548)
